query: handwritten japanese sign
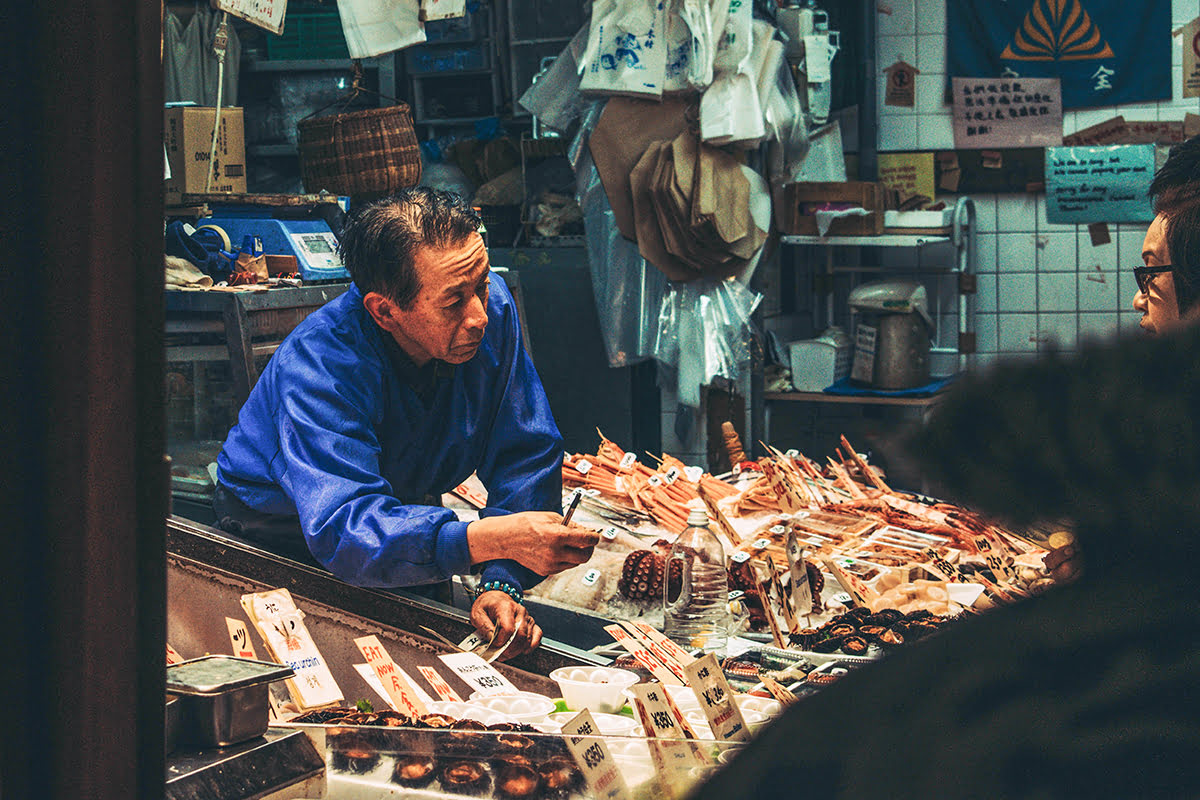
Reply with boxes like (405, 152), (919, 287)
(629, 684), (709, 800)
(683, 653), (750, 743)
(213, 0), (287, 35)
(417, 665), (463, 702)
(604, 624), (684, 685)
(354, 636), (429, 717)
(878, 152), (936, 206)
(1045, 145), (1155, 223)
(952, 77), (1063, 150)
(561, 710), (634, 800)
(241, 588), (343, 710)
(437, 651), (519, 697)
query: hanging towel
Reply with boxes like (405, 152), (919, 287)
(163, 4), (240, 106)
(336, 0), (425, 59)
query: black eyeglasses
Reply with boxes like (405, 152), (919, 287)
(1134, 264), (1174, 295)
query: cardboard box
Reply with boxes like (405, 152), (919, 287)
(782, 181), (885, 236)
(164, 106), (246, 203)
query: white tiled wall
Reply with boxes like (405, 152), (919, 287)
(878, 0), (1200, 362)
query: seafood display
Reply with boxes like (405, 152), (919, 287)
(548, 432), (1064, 635)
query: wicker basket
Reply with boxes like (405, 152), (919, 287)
(296, 104), (422, 197)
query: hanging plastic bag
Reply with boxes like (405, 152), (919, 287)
(677, 0), (715, 88)
(579, 0), (668, 98)
(664, 0), (697, 93)
(710, 0), (752, 75)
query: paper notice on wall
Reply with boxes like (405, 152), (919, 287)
(952, 77), (1063, 150)
(1177, 18), (1200, 98)
(1045, 145), (1156, 224)
(213, 0), (287, 34)
(878, 152), (935, 206)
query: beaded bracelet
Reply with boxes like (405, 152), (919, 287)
(477, 579), (524, 605)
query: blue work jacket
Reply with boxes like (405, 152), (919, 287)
(216, 275), (562, 592)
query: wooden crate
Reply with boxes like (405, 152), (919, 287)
(782, 181), (885, 236)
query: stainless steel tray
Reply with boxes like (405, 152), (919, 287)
(167, 655), (294, 695)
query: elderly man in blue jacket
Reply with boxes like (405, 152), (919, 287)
(214, 188), (597, 658)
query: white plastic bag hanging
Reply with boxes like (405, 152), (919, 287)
(699, 71), (764, 144)
(579, 0), (668, 99)
(710, 0), (752, 74)
(677, 0), (715, 88)
(664, 0), (697, 92)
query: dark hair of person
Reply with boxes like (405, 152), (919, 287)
(337, 187), (482, 308)
(1149, 135), (1200, 214)
(1164, 201), (1200, 315)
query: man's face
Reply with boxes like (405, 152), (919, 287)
(1133, 214), (1184, 336)
(380, 233), (490, 365)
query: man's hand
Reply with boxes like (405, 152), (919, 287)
(1043, 530), (1082, 583)
(467, 511), (599, 576)
(471, 591), (542, 661)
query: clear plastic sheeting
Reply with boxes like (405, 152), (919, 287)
(571, 102), (763, 407)
(653, 277), (761, 407)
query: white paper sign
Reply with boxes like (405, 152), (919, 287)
(437, 651), (519, 696)
(213, 0), (287, 35)
(242, 588), (343, 710)
(355, 636), (430, 718)
(561, 710), (634, 800)
(683, 653), (750, 743)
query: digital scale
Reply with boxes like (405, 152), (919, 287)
(199, 203), (350, 283)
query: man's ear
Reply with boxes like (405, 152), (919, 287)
(362, 291), (403, 334)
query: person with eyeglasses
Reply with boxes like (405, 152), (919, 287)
(1132, 137), (1200, 335)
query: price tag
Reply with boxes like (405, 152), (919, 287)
(619, 452), (638, 470)
(166, 643), (184, 665)
(973, 535), (1019, 583)
(352, 663), (433, 709)
(575, 459), (593, 475)
(683, 653), (751, 743)
(922, 547), (966, 583)
(752, 538), (771, 550)
(583, 488), (602, 496)
(561, 710), (634, 800)
(663, 466), (681, 485)
(451, 481), (488, 509)
(602, 527), (619, 540)
(354, 635), (430, 718)
(785, 449), (800, 458)
(242, 588), (343, 710)
(769, 525), (787, 535)
(226, 617), (258, 659)
(438, 651), (520, 696)
(629, 621), (697, 668)
(684, 466), (704, 482)
(758, 673), (799, 706)
(785, 533), (814, 618)
(765, 556), (799, 634)
(629, 684), (709, 799)
(728, 590), (745, 601)
(613, 622), (687, 683)
(832, 592), (852, 605)
(417, 665), (463, 702)
(647, 475), (662, 487)
(582, 568), (601, 586)
(731, 551), (750, 563)
(603, 624), (683, 685)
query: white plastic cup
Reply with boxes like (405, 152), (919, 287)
(549, 666), (640, 714)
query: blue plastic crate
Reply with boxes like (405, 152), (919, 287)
(405, 42), (487, 74)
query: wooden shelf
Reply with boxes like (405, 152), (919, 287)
(780, 234), (951, 248)
(764, 390), (948, 408)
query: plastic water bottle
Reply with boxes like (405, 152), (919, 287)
(663, 507), (730, 655)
